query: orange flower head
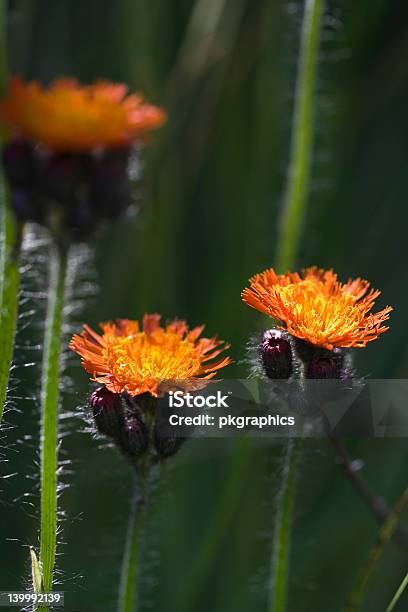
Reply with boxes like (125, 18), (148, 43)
(242, 267), (392, 350)
(0, 77), (166, 152)
(69, 314), (231, 397)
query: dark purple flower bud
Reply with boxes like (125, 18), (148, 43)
(90, 386), (124, 438)
(41, 153), (85, 203)
(118, 416), (149, 460)
(90, 149), (132, 218)
(261, 330), (293, 379)
(153, 428), (184, 459)
(2, 140), (36, 186)
(307, 356), (341, 379)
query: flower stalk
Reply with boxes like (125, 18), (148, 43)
(117, 474), (148, 612)
(38, 243), (68, 610)
(269, 0), (324, 610)
(0, 190), (21, 425)
(275, 0), (325, 272)
(0, 0), (21, 427)
(269, 438), (303, 612)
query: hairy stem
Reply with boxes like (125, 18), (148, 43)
(38, 244), (68, 610)
(345, 486), (408, 612)
(269, 438), (303, 612)
(329, 437), (408, 550)
(269, 0), (324, 610)
(118, 474), (147, 612)
(275, 0), (325, 272)
(0, 197), (21, 426)
(0, 0), (20, 427)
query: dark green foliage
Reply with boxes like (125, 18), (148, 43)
(2, 1), (408, 610)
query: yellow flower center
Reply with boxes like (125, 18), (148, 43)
(104, 330), (202, 385)
(277, 280), (362, 345)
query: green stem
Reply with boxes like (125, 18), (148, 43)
(0, 195), (21, 426)
(118, 475), (147, 612)
(267, 0), (324, 609)
(275, 0), (325, 272)
(38, 244), (68, 610)
(269, 1), (324, 609)
(386, 571), (408, 612)
(345, 486), (408, 612)
(0, 0), (19, 427)
(269, 438), (302, 612)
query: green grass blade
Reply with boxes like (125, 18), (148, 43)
(386, 571), (408, 612)
(38, 244), (68, 610)
(275, 0), (325, 272)
(269, 438), (302, 612)
(345, 487), (408, 612)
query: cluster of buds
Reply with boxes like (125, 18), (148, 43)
(89, 386), (183, 467)
(70, 314), (231, 467)
(256, 328), (357, 426)
(2, 140), (138, 244)
(259, 328), (353, 382)
(243, 266), (391, 394)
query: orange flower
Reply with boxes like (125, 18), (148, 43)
(70, 314), (231, 397)
(0, 77), (166, 152)
(242, 267), (392, 350)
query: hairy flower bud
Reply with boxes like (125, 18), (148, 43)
(118, 416), (149, 461)
(261, 329), (293, 379)
(41, 153), (85, 203)
(153, 427), (184, 459)
(90, 386), (124, 438)
(307, 349), (345, 380)
(307, 357), (339, 379)
(90, 149), (132, 218)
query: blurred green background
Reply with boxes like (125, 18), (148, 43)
(1, 0), (408, 610)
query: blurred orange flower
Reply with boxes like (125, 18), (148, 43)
(242, 267), (392, 350)
(0, 77), (166, 152)
(70, 314), (231, 397)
